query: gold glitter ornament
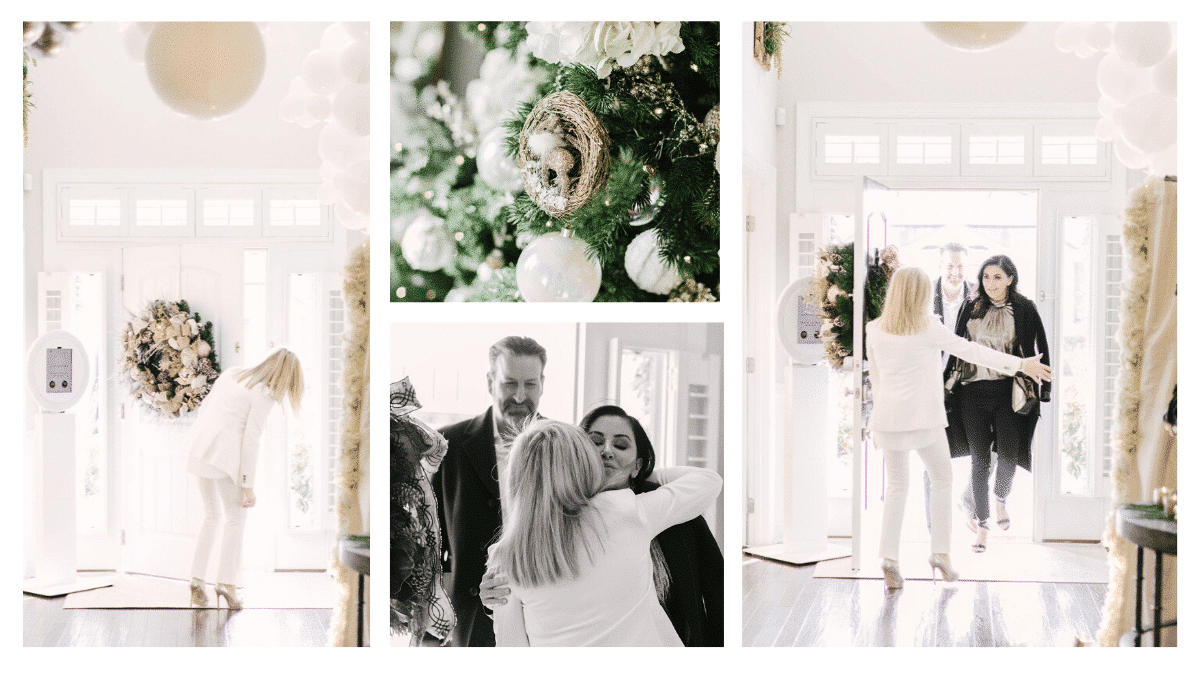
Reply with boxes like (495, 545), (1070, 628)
(518, 91), (612, 218)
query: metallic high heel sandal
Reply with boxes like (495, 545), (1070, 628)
(973, 523), (988, 553)
(995, 498), (1010, 531)
(928, 553), (960, 583)
(881, 559), (904, 590)
(189, 578), (209, 607)
(214, 583), (242, 610)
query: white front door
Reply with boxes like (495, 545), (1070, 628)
(120, 245), (244, 578)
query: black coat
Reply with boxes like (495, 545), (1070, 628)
(433, 408), (502, 647)
(637, 482), (724, 647)
(933, 278), (976, 327)
(943, 293), (1050, 471)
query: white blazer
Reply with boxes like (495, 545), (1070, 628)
(183, 369), (277, 488)
(865, 318), (1021, 434)
(490, 466), (722, 647)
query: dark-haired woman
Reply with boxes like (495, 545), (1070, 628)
(580, 405), (724, 646)
(944, 255), (1051, 553)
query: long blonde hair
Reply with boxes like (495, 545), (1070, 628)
(878, 267), (934, 336)
(493, 419), (605, 587)
(236, 348), (304, 409)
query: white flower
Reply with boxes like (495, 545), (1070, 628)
(132, 317), (149, 333)
(527, 21), (684, 79)
(652, 22), (685, 55)
(466, 46), (544, 135)
(187, 318), (200, 335)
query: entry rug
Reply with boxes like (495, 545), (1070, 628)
(63, 570), (334, 609)
(813, 541), (1107, 583)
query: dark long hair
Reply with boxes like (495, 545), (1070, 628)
(579, 405), (656, 493)
(969, 254), (1024, 319)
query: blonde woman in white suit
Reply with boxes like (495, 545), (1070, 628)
(865, 268), (1049, 589)
(183, 348), (304, 608)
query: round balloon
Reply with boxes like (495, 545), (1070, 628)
(1096, 51), (1153, 103)
(1152, 51), (1177, 97)
(332, 83), (369, 136)
(122, 23), (149, 63)
(516, 232), (601, 302)
(318, 121), (369, 168)
(1112, 137), (1149, 170)
(1083, 22), (1112, 51)
(1115, 92), (1176, 154)
(301, 48), (344, 97)
(340, 40), (369, 84)
(334, 159), (370, 215)
(923, 22), (1026, 52)
(145, 22), (266, 119)
(1112, 22), (1173, 68)
(1147, 145), (1176, 177)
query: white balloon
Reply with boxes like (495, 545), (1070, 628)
(1112, 137), (1149, 170)
(318, 120), (369, 168)
(334, 159), (370, 215)
(145, 22), (266, 119)
(476, 127), (525, 193)
(516, 232), (601, 302)
(306, 94), (332, 122)
(1112, 22), (1173, 68)
(342, 22), (369, 43)
(317, 181), (338, 206)
(923, 22), (1026, 52)
(1152, 50), (1177, 96)
(1073, 42), (1097, 59)
(335, 201), (369, 231)
(123, 23), (148, 63)
(1083, 22), (1112, 51)
(340, 40), (370, 84)
(321, 22), (354, 52)
(301, 48), (344, 97)
(1096, 52), (1153, 103)
(1053, 22), (1085, 53)
(1097, 96), (1118, 118)
(1146, 145), (1176, 177)
(288, 75), (310, 96)
(332, 83), (370, 136)
(1094, 116), (1118, 143)
(1115, 92), (1176, 154)
(278, 93), (305, 123)
(319, 161), (340, 183)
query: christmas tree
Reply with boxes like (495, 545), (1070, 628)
(390, 22), (720, 302)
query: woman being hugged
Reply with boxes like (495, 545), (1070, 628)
(487, 419), (721, 646)
(944, 255), (1051, 553)
(867, 267), (1049, 589)
(184, 348), (304, 608)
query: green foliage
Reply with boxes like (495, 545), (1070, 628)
(290, 444), (313, 515)
(390, 21), (720, 302)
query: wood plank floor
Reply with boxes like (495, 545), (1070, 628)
(743, 554), (1106, 647)
(24, 593), (332, 647)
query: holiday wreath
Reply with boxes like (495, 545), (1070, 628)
(807, 244), (899, 369)
(121, 299), (220, 418)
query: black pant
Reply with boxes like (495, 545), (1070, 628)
(959, 379), (1019, 526)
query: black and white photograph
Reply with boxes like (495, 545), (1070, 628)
(741, 21), (1176, 647)
(21, 21), (371, 647)
(391, 322), (724, 646)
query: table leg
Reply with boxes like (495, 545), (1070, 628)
(357, 572), (364, 647)
(1135, 545), (1144, 647)
(1153, 550), (1163, 647)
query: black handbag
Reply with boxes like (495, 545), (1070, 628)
(1012, 373), (1038, 415)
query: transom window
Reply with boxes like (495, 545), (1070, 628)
(969, 135), (1026, 165)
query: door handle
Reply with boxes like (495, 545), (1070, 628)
(235, 341), (240, 353)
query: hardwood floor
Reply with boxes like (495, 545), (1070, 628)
(24, 594), (332, 647)
(743, 554), (1106, 647)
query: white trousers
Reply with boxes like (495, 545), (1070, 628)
(878, 434), (952, 561)
(190, 475), (247, 585)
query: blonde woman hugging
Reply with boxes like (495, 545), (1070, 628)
(487, 419), (721, 646)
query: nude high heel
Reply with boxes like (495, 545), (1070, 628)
(215, 583), (242, 609)
(928, 553), (960, 583)
(190, 578), (209, 607)
(995, 498), (1010, 531)
(973, 524), (988, 553)
(881, 559), (904, 589)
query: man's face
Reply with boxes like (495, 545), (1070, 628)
(488, 352), (544, 428)
(941, 251), (966, 290)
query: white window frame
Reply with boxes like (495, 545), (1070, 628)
(812, 121), (888, 176)
(196, 186), (261, 238)
(889, 122), (959, 176)
(962, 122), (1034, 177)
(1035, 122), (1108, 177)
(46, 169), (333, 242)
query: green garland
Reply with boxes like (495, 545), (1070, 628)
(807, 244), (898, 369)
(391, 21), (719, 302)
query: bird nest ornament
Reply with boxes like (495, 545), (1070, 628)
(120, 299), (221, 418)
(517, 91), (611, 219)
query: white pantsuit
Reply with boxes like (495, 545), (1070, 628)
(865, 319), (1020, 561)
(182, 369), (277, 584)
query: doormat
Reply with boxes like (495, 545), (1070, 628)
(61, 570), (334, 609)
(813, 541), (1107, 583)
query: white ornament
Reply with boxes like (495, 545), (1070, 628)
(477, 127), (525, 193)
(624, 229), (682, 295)
(399, 209), (455, 271)
(145, 22), (265, 119)
(516, 231), (601, 302)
